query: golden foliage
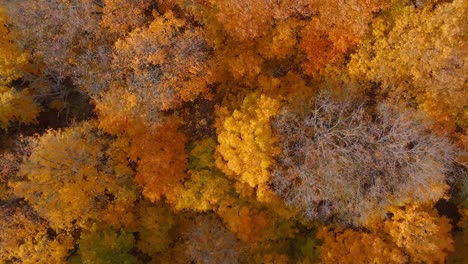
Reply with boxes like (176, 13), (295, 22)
(0, 87), (40, 130)
(348, 0), (468, 135)
(0, 7), (29, 86)
(215, 93), (281, 188)
(319, 204), (454, 263)
(12, 122), (139, 231)
(384, 205), (454, 263)
(0, 204), (74, 263)
(0, 7), (40, 129)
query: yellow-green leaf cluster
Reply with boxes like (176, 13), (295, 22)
(136, 201), (178, 256)
(75, 224), (138, 264)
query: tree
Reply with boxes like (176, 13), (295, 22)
(318, 227), (407, 264)
(188, 0), (315, 44)
(135, 200), (178, 257)
(94, 87), (148, 137)
(101, 0), (152, 36)
(176, 169), (234, 212)
(348, 0), (467, 139)
(127, 119), (188, 205)
(96, 88), (188, 206)
(0, 203), (74, 263)
(205, 0), (275, 43)
(0, 87), (41, 130)
(299, 0), (392, 77)
(0, 6), (29, 86)
(0, 7), (41, 129)
(215, 93), (281, 188)
(384, 205), (454, 263)
(319, 204), (454, 263)
(112, 10), (213, 112)
(175, 214), (248, 264)
(12, 122), (139, 231)
(6, 0), (110, 91)
(175, 138), (298, 247)
(271, 93), (455, 225)
(175, 138), (235, 212)
(75, 224), (138, 264)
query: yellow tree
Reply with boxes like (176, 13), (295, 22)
(175, 137), (299, 255)
(319, 204), (454, 263)
(175, 138), (235, 212)
(348, 0), (467, 142)
(0, 6), (40, 129)
(215, 93), (281, 188)
(384, 205), (454, 263)
(0, 203), (74, 263)
(12, 122), (139, 231)
(0, 6), (28, 86)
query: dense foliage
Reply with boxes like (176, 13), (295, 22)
(0, 0), (466, 263)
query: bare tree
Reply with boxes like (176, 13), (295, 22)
(271, 92), (455, 226)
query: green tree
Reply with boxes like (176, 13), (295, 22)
(75, 224), (138, 264)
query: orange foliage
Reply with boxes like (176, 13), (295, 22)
(300, 0), (391, 77)
(218, 205), (270, 243)
(206, 0), (274, 42)
(101, 0), (152, 35)
(319, 204), (454, 263)
(128, 119), (188, 205)
(112, 11), (213, 111)
(318, 227), (407, 264)
(94, 86), (147, 136)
